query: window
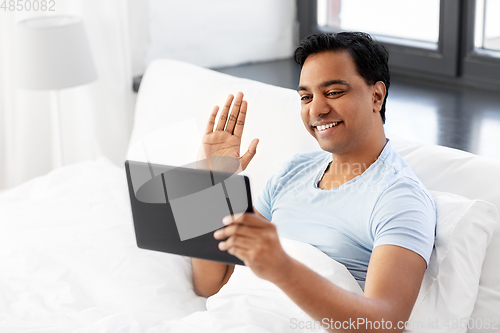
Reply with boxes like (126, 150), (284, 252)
(318, 0), (440, 48)
(474, 0), (500, 52)
(297, 0), (500, 90)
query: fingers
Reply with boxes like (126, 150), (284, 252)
(210, 92), (245, 133)
(214, 223), (256, 251)
(215, 94), (234, 131)
(221, 211), (265, 227)
(214, 221), (260, 240)
(225, 92), (244, 133)
(239, 138), (259, 171)
(218, 234), (254, 251)
(204, 106), (219, 134)
(233, 99), (247, 138)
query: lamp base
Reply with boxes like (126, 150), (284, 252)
(50, 90), (63, 169)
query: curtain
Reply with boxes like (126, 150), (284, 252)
(0, 0), (145, 190)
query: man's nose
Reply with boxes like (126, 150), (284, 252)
(309, 96), (331, 117)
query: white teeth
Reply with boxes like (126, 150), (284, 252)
(316, 122), (338, 131)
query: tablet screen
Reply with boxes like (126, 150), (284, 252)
(125, 160), (253, 265)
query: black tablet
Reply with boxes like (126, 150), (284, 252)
(125, 160), (253, 266)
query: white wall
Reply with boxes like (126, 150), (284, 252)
(146, 0), (298, 69)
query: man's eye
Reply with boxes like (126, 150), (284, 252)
(328, 91), (342, 96)
(300, 96), (311, 101)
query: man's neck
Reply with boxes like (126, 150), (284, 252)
(319, 135), (387, 190)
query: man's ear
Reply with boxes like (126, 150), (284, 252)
(372, 81), (386, 113)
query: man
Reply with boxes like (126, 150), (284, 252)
(192, 32), (436, 332)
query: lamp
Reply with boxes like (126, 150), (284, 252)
(16, 15), (97, 168)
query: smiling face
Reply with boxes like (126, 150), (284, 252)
(298, 51), (386, 155)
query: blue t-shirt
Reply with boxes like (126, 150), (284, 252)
(254, 139), (436, 290)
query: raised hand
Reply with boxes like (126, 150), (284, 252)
(197, 92), (259, 173)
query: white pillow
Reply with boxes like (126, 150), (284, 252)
(389, 135), (500, 326)
(407, 190), (498, 333)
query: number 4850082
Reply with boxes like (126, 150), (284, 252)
(1, 0), (55, 11)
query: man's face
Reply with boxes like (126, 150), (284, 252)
(298, 51), (384, 154)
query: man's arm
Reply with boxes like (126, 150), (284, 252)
(192, 207), (265, 298)
(215, 213), (426, 333)
(193, 91), (260, 297)
(274, 244), (426, 332)
(192, 259), (234, 298)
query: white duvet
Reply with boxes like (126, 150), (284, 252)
(0, 158), (363, 333)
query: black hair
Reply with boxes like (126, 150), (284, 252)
(294, 32), (390, 124)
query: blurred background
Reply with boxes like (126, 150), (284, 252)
(1, 0), (499, 191)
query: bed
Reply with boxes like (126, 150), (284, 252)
(1, 59), (499, 333)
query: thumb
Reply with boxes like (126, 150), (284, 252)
(239, 138), (259, 171)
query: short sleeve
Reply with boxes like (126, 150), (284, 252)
(254, 175), (275, 221)
(254, 153), (303, 221)
(370, 179), (437, 267)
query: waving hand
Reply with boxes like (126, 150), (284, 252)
(197, 92), (259, 173)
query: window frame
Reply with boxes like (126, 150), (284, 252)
(461, 0), (500, 83)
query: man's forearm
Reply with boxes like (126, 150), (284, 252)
(274, 258), (399, 333)
(192, 258), (234, 298)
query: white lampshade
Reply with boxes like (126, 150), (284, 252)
(16, 15), (97, 90)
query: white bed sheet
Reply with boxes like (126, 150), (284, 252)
(0, 158), (206, 332)
(153, 238), (363, 333)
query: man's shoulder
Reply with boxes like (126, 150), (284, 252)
(376, 142), (435, 209)
(378, 140), (422, 183)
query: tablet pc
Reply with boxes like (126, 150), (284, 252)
(125, 160), (253, 266)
